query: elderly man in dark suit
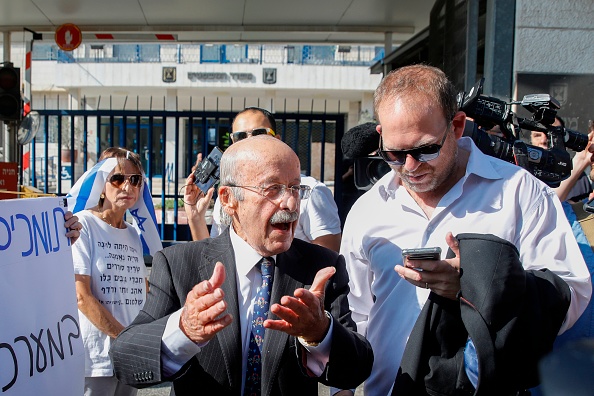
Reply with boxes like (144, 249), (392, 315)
(110, 135), (373, 395)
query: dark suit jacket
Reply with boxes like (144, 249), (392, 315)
(110, 229), (373, 396)
(392, 233), (571, 396)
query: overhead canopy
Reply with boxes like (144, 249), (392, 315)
(0, 0), (434, 45)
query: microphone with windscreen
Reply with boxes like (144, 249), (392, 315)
(341, 122), (380, 160)
(341, 122), (390, 190)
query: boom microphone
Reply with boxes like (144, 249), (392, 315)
(341, 122), (380, 159)
(341, 122), (391, 190)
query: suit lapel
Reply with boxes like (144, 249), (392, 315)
(200, 230), (242, 391)
(261, 245), (305, 396)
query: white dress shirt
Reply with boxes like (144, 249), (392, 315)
(161, 227), (332, 391)
(340, 137), (592, 396)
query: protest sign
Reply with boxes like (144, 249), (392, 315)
(0, 197), (83, 395)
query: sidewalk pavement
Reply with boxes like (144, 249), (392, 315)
(139, 383), (364, 395)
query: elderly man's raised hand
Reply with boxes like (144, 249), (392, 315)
(265, 266), (335, 343)
(180, 262), (232, 344)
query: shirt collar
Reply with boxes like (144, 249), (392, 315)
(229, 226), (276, 276)
(459, 136), (503, 182)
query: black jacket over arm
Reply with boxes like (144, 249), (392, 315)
(110, 230), (373, 396)
(393, 233), (571, 396)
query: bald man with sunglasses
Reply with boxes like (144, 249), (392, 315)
(185, 107), (342, 252)
(340, 65), (591, 395)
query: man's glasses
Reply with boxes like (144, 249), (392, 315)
(228, 184), (311, 200)
(231, 127), (275, 142)
(378, 124), (450, 166)
(108, 173), (143, 188)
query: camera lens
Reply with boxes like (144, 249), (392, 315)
(354, 156), (391, 190)
(367, 159), (391, 184)
(565, 129), (588, 152)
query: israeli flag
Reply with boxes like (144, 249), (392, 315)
(66, 157), (163, 256)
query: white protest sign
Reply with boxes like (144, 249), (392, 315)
(0, 197), (84, 395)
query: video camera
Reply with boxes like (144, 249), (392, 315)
(459, 78), (588, 187)
(354, 156), (392, 190)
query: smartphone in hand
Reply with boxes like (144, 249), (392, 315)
(401, 247), (442, 261)
(401, 247), (441, 271)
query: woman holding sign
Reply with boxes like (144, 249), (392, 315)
(68, 148), (149, 396)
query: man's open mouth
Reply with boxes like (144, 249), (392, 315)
(271, 222), (291, 231)
(270, 210), (299, 230)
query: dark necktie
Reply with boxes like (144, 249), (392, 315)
(244, 257), (274, 396)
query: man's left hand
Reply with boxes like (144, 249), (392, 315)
(395, 232), (461, 300)
(265, 266), (335, 343)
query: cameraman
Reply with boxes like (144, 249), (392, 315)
(552, 119), (594, 344)
(531, 116), (593, 202)
(341, 64), (592, 395)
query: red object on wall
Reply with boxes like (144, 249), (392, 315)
(22, 151), (30, 171)
(0, 162), (18, 200)
(55, 23), (82, 51)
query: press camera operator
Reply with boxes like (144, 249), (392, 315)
(531, 116), (593, 202)
(550, 118), (594, 343)
(466, 98), (594, 351)
(340, 64), (592, 395)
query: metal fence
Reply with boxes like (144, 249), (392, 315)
(29, 108), (347, 242)
(32, 43), (384, 67)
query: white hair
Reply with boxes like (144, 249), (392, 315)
(218, 146), (245, 226)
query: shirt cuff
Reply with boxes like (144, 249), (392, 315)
(161, 308), (205, 377)
(297, 311), (333, 377)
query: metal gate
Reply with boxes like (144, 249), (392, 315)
(29, 109), (346, 241)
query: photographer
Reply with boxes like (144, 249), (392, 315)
(341, 64), (591, 395)
(552, 119), (594, 344)
(530, 121), (594, 396)
(531, 116), (593, 202)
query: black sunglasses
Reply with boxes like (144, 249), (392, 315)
(378, 124), (450, 166)
(231, 127), (275, 142)
(109, 173), (143, 188)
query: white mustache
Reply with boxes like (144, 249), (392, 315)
(270, 210), (299, 224)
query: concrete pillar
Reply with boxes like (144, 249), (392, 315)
(383, 32), (393, 76)
(3, 31), (10, 62)
(347, 101), (360, 131)
(483, 0), (516, 98)
(360, 92), (375, 123)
